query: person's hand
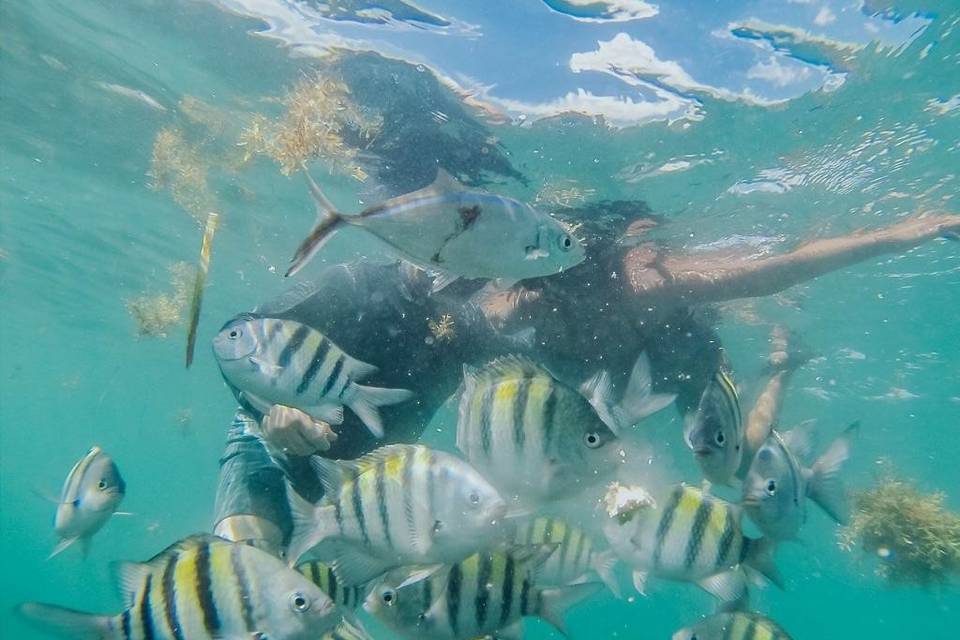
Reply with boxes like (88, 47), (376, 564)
(260, 405), (337, 456)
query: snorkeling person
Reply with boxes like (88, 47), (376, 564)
(211, 193), (959, 555)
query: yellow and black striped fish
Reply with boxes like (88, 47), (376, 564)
(297, 559), (366, 609)
(19, 534), (340, 640)
(684, 369), (744, 486)
(288, 444), (509, 587)
(515, 517), (620, 597)
(673, 611), (793, 640)
(603, 485), (781, 603)
(212, 315), (413, 437)
(456, 355), (623, 505)
(365, 545), (602, 640)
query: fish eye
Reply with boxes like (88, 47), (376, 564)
(433, 520), (444, 533)
(382, 589), (396, 606)
(97, 479), (107, 490)
(228, 328), (242, 340)
(765, 479), (777, 496)
(468, 491), (481, 505)
(584, 432), (602, 448)
(289, 592), (310, 613)
(558, 234), (574, 251)
(714, 431), (726, 446)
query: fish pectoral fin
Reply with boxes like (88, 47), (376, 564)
(330, 542), (396, 586)
(310, 404), (345, 425)
(430, 271), (460, 293)
(47, 537), (79, 560)
(396, 564), (444, 589)
(32, 488), (64, 504)
(697, 570), (748, 604)
(113, 511), (135, 516)
(631, 570), (649, 596)
(524, 246), (550, 260)
(249, 357), (284, 375)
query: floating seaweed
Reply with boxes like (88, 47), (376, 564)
(839, 462), (960, 586)
(126, 262), (196, 338)
(534, 179), (596, 209)
(147, 127), (216, 221)
(427, 313), (455, 343)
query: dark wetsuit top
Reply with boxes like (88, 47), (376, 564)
(212, 258), (723, 545)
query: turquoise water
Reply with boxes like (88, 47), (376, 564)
(1, 0), (959, 638)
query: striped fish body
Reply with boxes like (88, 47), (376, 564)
(297, 560), (366, 609)
(365, 545), (601, 640)
(684, 370), (744, 486)
(213, 315), (413, 437)
(603, 485), (780, 601)
(51, 446), (125, 558)
(456, 356), (620, 505)
(514, 518), (619, 596)
(289, 169), (585, 282)
(20, 535), (340, 640)
(288, 444), (509, 586)
(672, 611), (793, 640)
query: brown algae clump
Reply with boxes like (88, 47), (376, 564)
(839, 470), (960, 586)
(240, 72), (381, 177)
(126, 262), (196, 337)
(148, 127), (216, 220)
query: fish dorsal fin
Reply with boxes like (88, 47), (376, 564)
(312, 444), (422, 493)
(469, 354), (554, 384)
(143, 533), (224, 565)
(430, 168), (464, 192)
(115, 561), (150, 607)
(780, 419), (818, 462)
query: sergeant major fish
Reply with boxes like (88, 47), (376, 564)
(287, 444), (509, 586)
(213, 315), (413, 437)
(364, 545), (602, 640)
(457, 352), (675, 505)
(19, 534), (341, 640)
(684, 369), (743, 486)
(49, 446), (126, 559)
(673, 611), (793, 640)
(743, 420), (859, 541)
(602, 484), (782, 603)
(515, 517), (621, 597)
(286, 168), (586, 290)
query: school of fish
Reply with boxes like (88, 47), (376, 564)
(20, 170), (870, 640)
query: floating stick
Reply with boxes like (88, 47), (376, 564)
(185, 211), (219, 368)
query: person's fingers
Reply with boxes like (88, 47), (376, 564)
(302, 421), (336, 452)
(285, 429), (317, 457)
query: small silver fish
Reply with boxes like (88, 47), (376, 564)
(673, 611), (793, 640)
(21, 534), (341, 640)
(286, 168), (586, 289)
(684, 369), (744, 486)
(213, 315), (413, 437)
(50, 446), (126, 559)
(742, 421), (859, 541)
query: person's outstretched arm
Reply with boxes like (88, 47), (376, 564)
(623, 212), (960, 305)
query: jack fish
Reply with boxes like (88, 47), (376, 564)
(287, 444), (509, 586)
(286, 168), (586, 289)
(50, 446), (126, 559)
(213, 315), (413, 438)
(20, 534), (341, 640)
(364, 545), (602, 640)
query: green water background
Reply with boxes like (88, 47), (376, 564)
(1, 1), (959, 637)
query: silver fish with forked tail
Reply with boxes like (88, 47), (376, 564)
(49, 446), (126, 559)
(286, 168), (586, 290)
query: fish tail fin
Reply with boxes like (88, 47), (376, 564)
(744, 537), (783, 589)
(537, 582), (604, 637)
(808, 421), (859, 524)
(17, 602), (113, 639)
(285, 484), (336, 565)
(345, 384), (414, 438)
(286, 167), (347, 277)
(618, 351), (676, 427)
(591, 549), (622, 599)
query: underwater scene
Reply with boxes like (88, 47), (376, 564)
(2, 0), (959, 638)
